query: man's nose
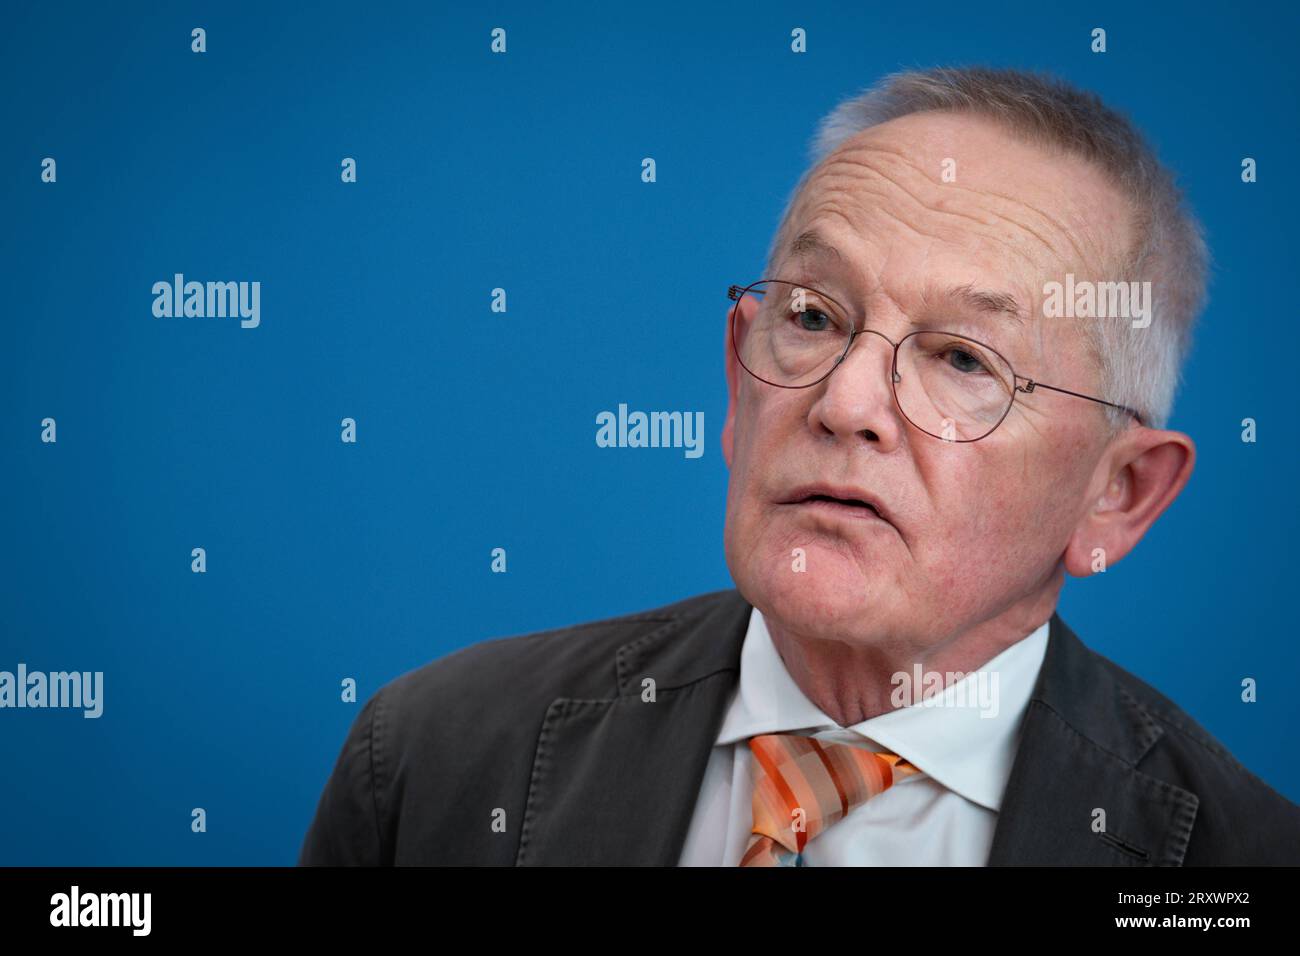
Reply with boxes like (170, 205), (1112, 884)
(807, 328), (906, 449)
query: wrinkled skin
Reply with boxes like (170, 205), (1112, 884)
(721, 111), (1195, 725)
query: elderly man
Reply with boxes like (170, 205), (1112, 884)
(299, 67), (1300, 866)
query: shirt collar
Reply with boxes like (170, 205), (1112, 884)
(714, 606), (1050, 812)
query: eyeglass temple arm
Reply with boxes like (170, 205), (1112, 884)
(1016, 378), (1144, 425)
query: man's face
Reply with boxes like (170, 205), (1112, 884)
(722, 110), (1136, 650)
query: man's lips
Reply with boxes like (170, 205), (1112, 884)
(778, 484), (893, 525)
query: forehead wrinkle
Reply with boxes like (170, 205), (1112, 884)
(807, 171), (1063, 282)
(812, 139), (1107, 280)
(860, 140), (1102, 270)
(943, 180), (1105, 277)
(797, 187), (1053, 287)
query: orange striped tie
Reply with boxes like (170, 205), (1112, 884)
(739, 733), (920, 867)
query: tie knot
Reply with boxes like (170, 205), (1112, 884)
(740, 732), (919, 866)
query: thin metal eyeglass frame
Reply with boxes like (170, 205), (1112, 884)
(727, 279), (1145, 442)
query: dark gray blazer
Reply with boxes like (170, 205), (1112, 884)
(298, 588), (1300, 865)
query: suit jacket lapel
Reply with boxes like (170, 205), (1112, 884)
(987, 612), (1199, 865)
(515, 590), (751, 865)
(515, 594), (1201, 865)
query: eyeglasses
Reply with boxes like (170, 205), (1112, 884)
(727, 279), (1144, 442)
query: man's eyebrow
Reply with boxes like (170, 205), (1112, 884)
(940, 282), (1028, 323)
(785, 229), (844, 263)
(783, 230), (1028, 324)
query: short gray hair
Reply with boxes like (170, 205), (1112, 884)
(765, 67), (1209, 430)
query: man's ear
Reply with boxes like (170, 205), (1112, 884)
(1063, 426), (1196, 576)
(721, 299), (745, 467)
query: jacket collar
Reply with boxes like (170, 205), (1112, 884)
(986, 612), (1199, 865)
(514, 590), (1198, 865)
(514, 589), (751, 865)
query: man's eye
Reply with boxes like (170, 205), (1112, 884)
(793, 309), (832, 331)
(945, 348), (988, 373)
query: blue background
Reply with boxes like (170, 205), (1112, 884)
(2, 1), (1296, 864)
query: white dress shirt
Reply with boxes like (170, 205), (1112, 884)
(677, 606), (1050, 866)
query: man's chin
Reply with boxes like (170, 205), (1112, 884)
(744, 566), (888, 638)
